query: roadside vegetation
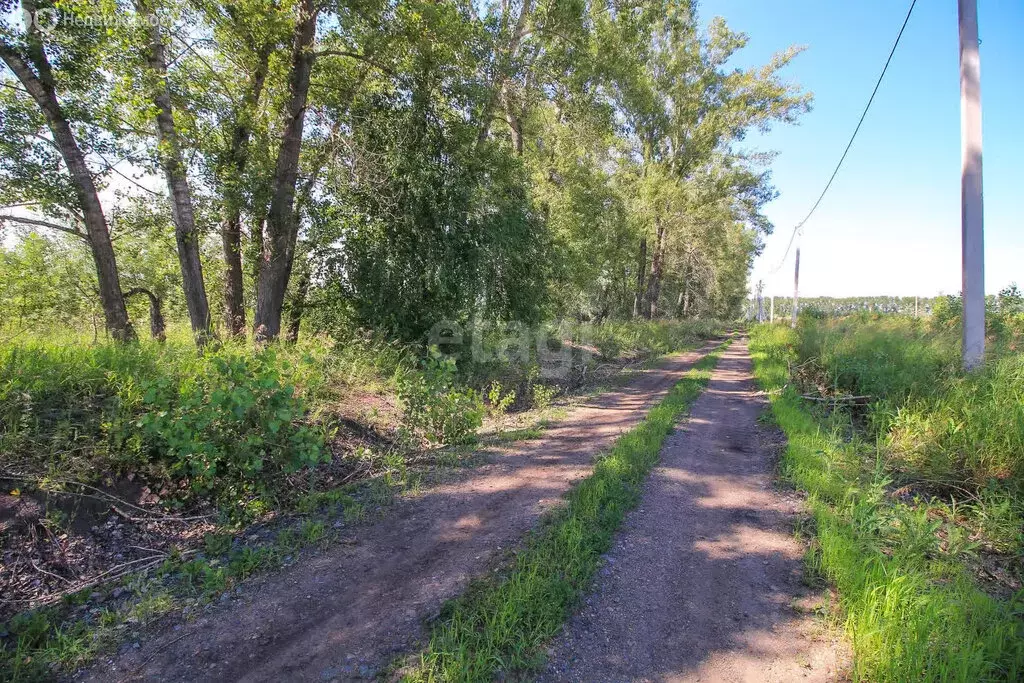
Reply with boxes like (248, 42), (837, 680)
(2, 0), (808, 677)
(0, 319), (721, 681)
(750, 297), (1024, 681)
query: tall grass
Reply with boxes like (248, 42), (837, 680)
(751, 324), (1024, 681)
(1, 320), (721, 509)
(796, 315), (1024, 491)
(0, 330), (407, 508)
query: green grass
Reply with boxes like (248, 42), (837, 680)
(750, 323), (1024, 682)
(407, 342), (727, 681)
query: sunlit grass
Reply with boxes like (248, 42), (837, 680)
(750, 323), (1024, 682)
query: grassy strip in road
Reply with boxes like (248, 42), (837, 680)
(408, 342), (728, 681)
(749, 324), (1023, 682)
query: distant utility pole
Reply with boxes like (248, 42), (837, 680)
(770, 296), (775, 323)
(959, 0), (985, 370)
(791, 247), (800, 328)
(756, 280), (764, 322)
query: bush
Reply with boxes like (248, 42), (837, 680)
(133, 349), (326, 499)
(397, 355), (484, 445)
(0, 334), (332, 507)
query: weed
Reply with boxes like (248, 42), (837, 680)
(203, 532), (232, 557)
(397, 355), (484, 445)
(530, 383), (557, 410)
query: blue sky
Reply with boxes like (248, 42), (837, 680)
(705, 0), (1023, 298)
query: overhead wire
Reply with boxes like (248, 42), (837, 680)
(767, 0), (918, 274)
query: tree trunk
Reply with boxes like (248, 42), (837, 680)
(250, 215), (265, 300)
(222, 213), (246, 335)
(645, 222), (666, 319)
(254, 0), (318, 342)
(140, 1), (211, 344)
(220, 44), (273, 337)
(501, 86), (524, 155)
(632, 237), (647, 319)
(0, 37), (135, 341)
(476, 0), (533, 148)
(125, 287), (166, 342)
(285, 266), (310, 343)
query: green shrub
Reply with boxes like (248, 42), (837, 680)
(132, 349), (326, 499)
(530, 383), (557, 410)
(397, 355), (484, 444)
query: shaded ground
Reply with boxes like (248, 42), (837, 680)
(541, 339), (848, 683)
(78, 340), (723, 682)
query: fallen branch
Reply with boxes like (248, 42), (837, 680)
(800, 394), (871, 403)
(1, 549), (198, 609)
(30, 559), (73, 584)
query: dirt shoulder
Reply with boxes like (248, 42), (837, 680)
(78, 340), (723, 682)
(541, 339), (848, 682)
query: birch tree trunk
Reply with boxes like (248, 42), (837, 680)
(0, 38), (135, 341)
(140, 1), (211, 343)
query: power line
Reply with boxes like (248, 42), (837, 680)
(769, 0), (918, 274)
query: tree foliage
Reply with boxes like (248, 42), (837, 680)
(1, 0), (810, 342)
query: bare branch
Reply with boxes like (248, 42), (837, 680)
(314, 50), (394, 76)
(0, 213), (88, 240)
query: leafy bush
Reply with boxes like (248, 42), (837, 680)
(132, 349), (326, 499)
(0, 334), (333, 507)
(397, 356), (484, 445)
(530, 383), (558, 410)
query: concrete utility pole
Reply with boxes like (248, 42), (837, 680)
(959, 0), (985, 370)
(756, 280), (764, 322)
(791, 247), (800, 328)
(770, 295), (775, 323)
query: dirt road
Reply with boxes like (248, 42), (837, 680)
(80, 341), (721, 683)
(541, 339), (846, 682)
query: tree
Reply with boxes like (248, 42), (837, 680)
(0, 0), (135, 340)
(253, 0), (319, 341)
(135, 0), (212, 343)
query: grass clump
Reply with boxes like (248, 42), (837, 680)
(750, 323), (1024, 682)
(408, 342), (726, 681)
